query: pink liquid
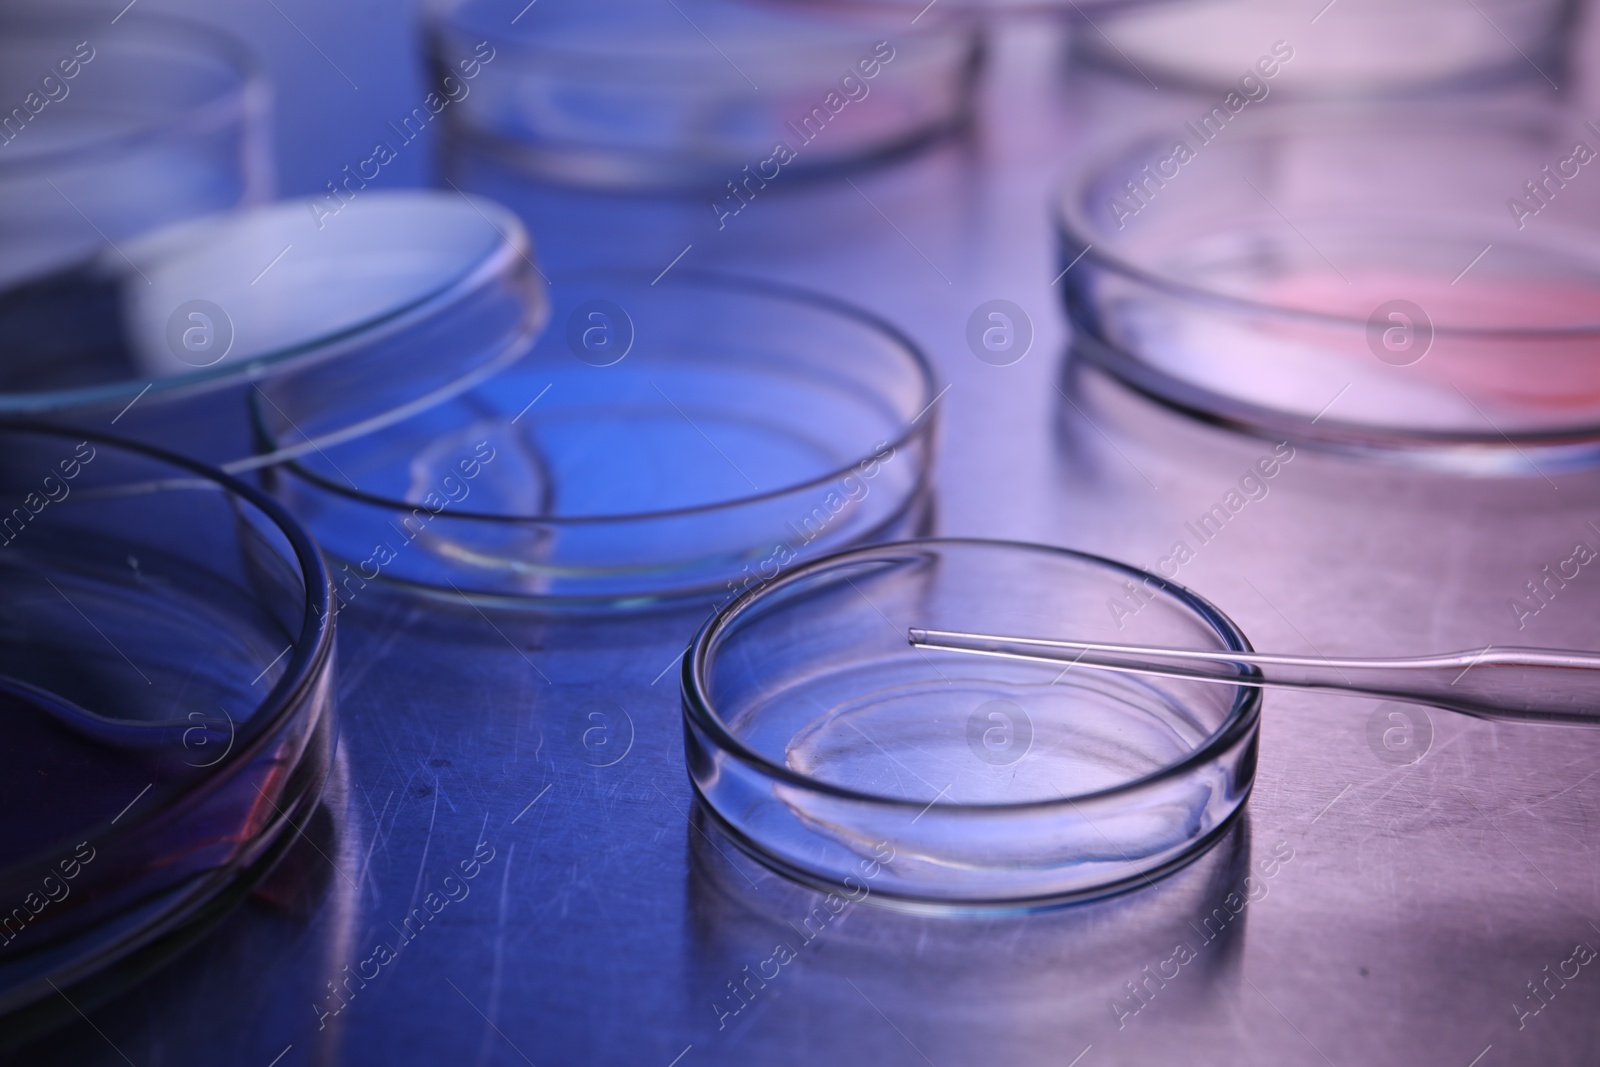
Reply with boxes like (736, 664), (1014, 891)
(1263, 271), (1600, 412)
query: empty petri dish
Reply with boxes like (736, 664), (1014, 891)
(0, 190), (548, 470)
(760, 0), (1149, 16)
(259, 272), (937, 609)
(1058, 108), (1600, 472)
(0, 9), (269, 293)
(1073, 0), (1576, 97)
(0, 424), (334, 1016)
(423, 0), (982, 189)
(682, 539), (1261, 909)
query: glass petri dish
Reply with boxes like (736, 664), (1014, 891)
(258, 271), (937, 610)
(423, 0), (983, 189)
(0, 190), (548, 471)
(0, 9), (269, 293)
(1058, 108), (1600, 472)
(1072, 0), (1576, 97)
(0, 423), (334, 1017)
(682, 539), (1261, 909)
(757, 0), (1159, 16)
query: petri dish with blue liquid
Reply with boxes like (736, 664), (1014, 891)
(258, 272), (938, 610)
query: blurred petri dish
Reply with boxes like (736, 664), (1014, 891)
(1073, 0), (1575, 97)
(0, 8), (270, 292)
(0, 423), (334, 1017)
(0, 190), (548, 470)
(258, 272), (937, 610)
(757, 0), (1161, 17)
(682, 539), (1261, 909)
(423, 0), (983, 189)
(1057, 108), (1600, 472)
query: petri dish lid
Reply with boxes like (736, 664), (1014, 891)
(0, 190), (548, 469)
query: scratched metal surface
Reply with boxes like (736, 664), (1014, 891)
(13, 12), (1600, 1067)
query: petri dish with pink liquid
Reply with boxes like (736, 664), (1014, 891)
(423, 0), (982, 189)
(1058, 108), (1600, 472)
(1073, 0), (1578, 98)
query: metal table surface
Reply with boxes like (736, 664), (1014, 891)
(13, 13), (1600, 1067)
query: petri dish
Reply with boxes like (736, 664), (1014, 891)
(1072, 0), (1576, 97)
(0, 423), (334, 1017)
(1057, 108), (1600, 473)
(0, 9), (269, 292)
(682, 539), (1261, 909)
(258, 271), (937, 610)
(0, 190), (548, 470)
(423, 0), (983, 189)
(758, 0), (1160, 16)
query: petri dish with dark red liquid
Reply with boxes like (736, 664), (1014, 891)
(0, 424), (335, 1018)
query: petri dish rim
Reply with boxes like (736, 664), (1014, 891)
(682, 536), (1262, 815)
(1065, 333), (1600, 462)
(747, 0), (1170, 18)
(0, 9), (266, 181)
(688, 785), (1255, 915)
(260, 268), (940, 526)
(0, 194), (539, 424)
(0, 421), (334, 887)
(1055, 111), (1600, 340)
(427, 0), (974, 65)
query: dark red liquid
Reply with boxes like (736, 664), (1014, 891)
(0, 675), (218, 869)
